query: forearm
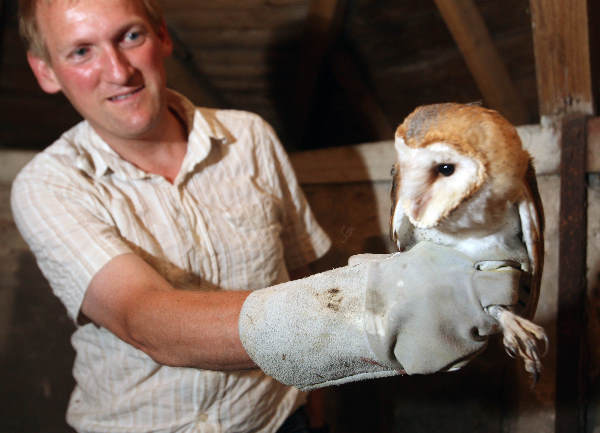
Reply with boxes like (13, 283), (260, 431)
(82, 253), (256, 371)
(125, 288), (255, 370)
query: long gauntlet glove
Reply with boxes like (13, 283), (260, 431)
(239, 242), (520, 390)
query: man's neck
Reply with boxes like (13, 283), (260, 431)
(96, 108), (189, 183)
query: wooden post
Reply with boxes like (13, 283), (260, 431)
(529, 0), (594, 118)
(557, 115), (589, 433)
(529, 1), (594, 432)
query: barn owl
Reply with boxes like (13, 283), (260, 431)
(390, 103), (547, 380)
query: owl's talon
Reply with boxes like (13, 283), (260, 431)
(505, 345), (517, 359)
(540, 334), (549, 357)
(492, 306), (547, 383)
(524, 360), (540, 386)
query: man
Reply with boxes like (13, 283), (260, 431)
(12, 0), (523, 432)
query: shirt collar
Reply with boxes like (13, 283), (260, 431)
(76, 89), (231, 180)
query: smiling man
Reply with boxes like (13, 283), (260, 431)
(25, 0), (185, 180)
(11, 0), (526, 432)
(15, 1), (328, 430)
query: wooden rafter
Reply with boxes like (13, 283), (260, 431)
(290, 118), (600, 184)
(433, 0), (530, 125)
(529, 0), (594, 118)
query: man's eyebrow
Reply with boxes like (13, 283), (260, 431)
(115, 19), (149, 34)
(74, 19), (148, 43)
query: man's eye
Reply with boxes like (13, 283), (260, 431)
(71, 47), (89, 58)
(123, 30), (145, 45)
(126, 31), (139, 41)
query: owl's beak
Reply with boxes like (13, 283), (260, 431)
(402, 197), (438, 229)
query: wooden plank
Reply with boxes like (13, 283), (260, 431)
(5, 117), (600, 185)
(290, 118), (600, 184)
(529, 0), (594, 117)
(291, 140), (395, 184)
(433, 0), (530, 124)
(557, 115), (588, 433)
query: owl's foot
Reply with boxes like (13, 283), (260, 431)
(486, 305), (548, 384)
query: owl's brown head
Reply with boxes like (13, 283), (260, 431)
(391, 103), (531, 230)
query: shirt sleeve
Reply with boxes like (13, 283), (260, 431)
(10, 158), (132, 323)
(256, 118), (331, 271)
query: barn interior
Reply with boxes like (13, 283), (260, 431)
(1, 0), (599, 432)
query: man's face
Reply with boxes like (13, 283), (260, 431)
(28, 0), (173, 143)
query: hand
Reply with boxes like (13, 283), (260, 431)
(239, 242), (521, 389)
(364, 241), (521, 374)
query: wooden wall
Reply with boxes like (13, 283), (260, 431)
(0, 0), (538, 151)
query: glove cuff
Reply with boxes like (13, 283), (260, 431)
(239, 264), (402, 390)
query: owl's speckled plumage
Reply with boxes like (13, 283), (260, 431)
(390, 103), (547, 380)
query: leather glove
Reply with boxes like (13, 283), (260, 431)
(238, 241), (520, 390)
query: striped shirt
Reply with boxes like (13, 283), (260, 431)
(11, 90), (331, 432)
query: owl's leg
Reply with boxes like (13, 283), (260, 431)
(486, 305), (548, 383)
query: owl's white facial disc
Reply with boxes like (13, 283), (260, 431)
(394, 138), (485, 228)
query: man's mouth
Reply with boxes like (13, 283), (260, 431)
(108, 86), (144, 102)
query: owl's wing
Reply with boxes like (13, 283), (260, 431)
(390, 163), (414, 250)
(517, 161), (545, 319)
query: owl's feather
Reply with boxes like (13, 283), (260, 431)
(517, 162), (545, 319)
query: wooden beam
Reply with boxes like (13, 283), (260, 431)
(529, 0), (594, 118)
(289, 118), (600, 184)
(557, 115), (589, 433)
(528, 3), (592, 432)
(433, 0), (530, 125)
(6, 117), (600, 185)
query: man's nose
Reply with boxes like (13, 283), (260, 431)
(102, 47), (133, 83)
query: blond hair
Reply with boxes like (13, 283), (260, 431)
(19, 0), (165, 60)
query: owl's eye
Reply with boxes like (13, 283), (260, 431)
(436, 163), (455, 176)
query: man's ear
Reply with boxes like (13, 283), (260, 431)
(26, 52), (62, 94)
(156, 22), (173, 58)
